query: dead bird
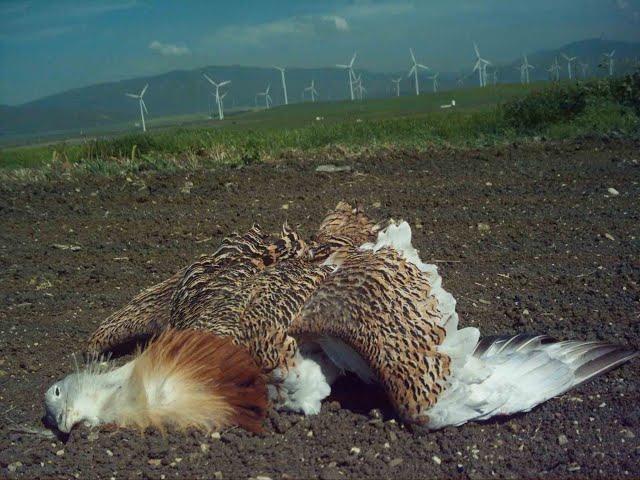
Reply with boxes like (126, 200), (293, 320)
(50, 202), (637, 432)
(45, 328), (267, 433)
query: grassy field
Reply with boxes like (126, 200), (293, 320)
(1, 77), (638, 176)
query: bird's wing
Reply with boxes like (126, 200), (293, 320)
(170, 224), (307, 330)
(86, 268), (186, 354)
(290, 235), (456, 423)
(310, 202), (381, 259)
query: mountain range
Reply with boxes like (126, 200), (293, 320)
(1, 38), (638, 139)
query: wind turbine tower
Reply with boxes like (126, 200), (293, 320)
(304, 80), (318, 102)
(604, 50), (615, 76)
(273, 66), (288, 105)
(521, 54), (534, 84)
(408, 48), (429, 95)
(579, 62), (589, 78)
(203, 74), (231, 120)
(473, 43), (491, 87)
(547, 57), (561, 82)
(391, 77), (401, 97)
(428, 73), (439, 93)
(562, 53), (577, 80)
(125, 84), (149, 132)
(257, 84), (273, 108)
(337, 52), (357, 100)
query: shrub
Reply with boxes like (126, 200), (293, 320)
(501, 83), (587, 132)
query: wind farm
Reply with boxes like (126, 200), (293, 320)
(1, 4), (640, 480)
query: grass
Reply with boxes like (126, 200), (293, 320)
(1, 76), (638, 180)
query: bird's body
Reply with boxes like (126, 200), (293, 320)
(47, 202), (637, 434)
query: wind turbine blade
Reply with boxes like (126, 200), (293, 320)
(125, 93), (138, 98)
(408, 66), (416, 77)
(203, 73), (215, 85)
(474, 42), (480, 58)
(336, 64), (348, 68)
(350, 52), (357, 67)
(418, 63), (429, 70)
(219, 81), (231, 87)
(141, 99), (148, 114)
(410, 48), (416, 63)
(140, 84), (148, 96)
(611, 50), (615, 56)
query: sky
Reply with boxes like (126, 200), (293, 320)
(1, 0), (639, 105)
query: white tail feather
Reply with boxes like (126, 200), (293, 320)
(425, 334), (638, 429)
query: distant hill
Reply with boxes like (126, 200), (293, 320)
(1, 38), (638, 138)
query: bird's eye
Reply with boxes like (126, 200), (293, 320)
(55, 386), (60, 397)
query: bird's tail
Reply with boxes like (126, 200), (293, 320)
(107, 329), (268, 433)
(427, 333), (638, 429)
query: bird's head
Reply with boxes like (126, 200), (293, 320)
(44, 368), (106, 433)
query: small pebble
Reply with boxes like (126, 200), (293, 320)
(211, 432), (221, 440)
(56, 449), (65, 457)
(607, 187), (619, 196)
(350, 447), (361, 455)
(432, 455), (442, 465)
(558, 434), (569, 446)
(389, 458), (403, 467)
(213, 472), (223, 479)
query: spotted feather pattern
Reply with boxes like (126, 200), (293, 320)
(85, 202), (453, 425)
(291, 247), (451, 423)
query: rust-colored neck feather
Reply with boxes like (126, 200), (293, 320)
(129, 328), (268, 433)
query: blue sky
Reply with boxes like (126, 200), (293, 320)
(1, 0), (638, 105)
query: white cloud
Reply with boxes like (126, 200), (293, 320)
(324, 15), (349, 32)
(149, 40), (191, 56)
(209, 14), (350, 47)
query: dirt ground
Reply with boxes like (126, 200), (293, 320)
(1, 138), (639, 479)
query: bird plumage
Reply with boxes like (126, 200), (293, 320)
(57, 202), (636, 433)
(46, 329), (267, 433)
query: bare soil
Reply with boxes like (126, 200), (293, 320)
(1, 138), (639, 479)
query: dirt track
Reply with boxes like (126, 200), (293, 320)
(1, 138), (639, 479)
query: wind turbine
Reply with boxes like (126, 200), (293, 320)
(428, 72), (439, 93)
(273, 66), (288, 105)
(408, 48), (429, 95)
(354, 74), (366, 99)
(257, 84), (273, 108)
(579, 61), (589, 78)
(490, 68), (498, 86)
(125, 84), (149, 132)
(561, 53), (577, 80)
(304, 80), (318, 102)
(520, 54), (534, 84)
(391, 77), (401, 97)
(203, 74), (231, 120)
(336, 52), (357, 100)
(547, 57), (561, 82)
(604, 50), (615, 76)
(472, 43), (491, 87)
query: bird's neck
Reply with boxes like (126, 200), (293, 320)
(77, 361), (136, 427)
